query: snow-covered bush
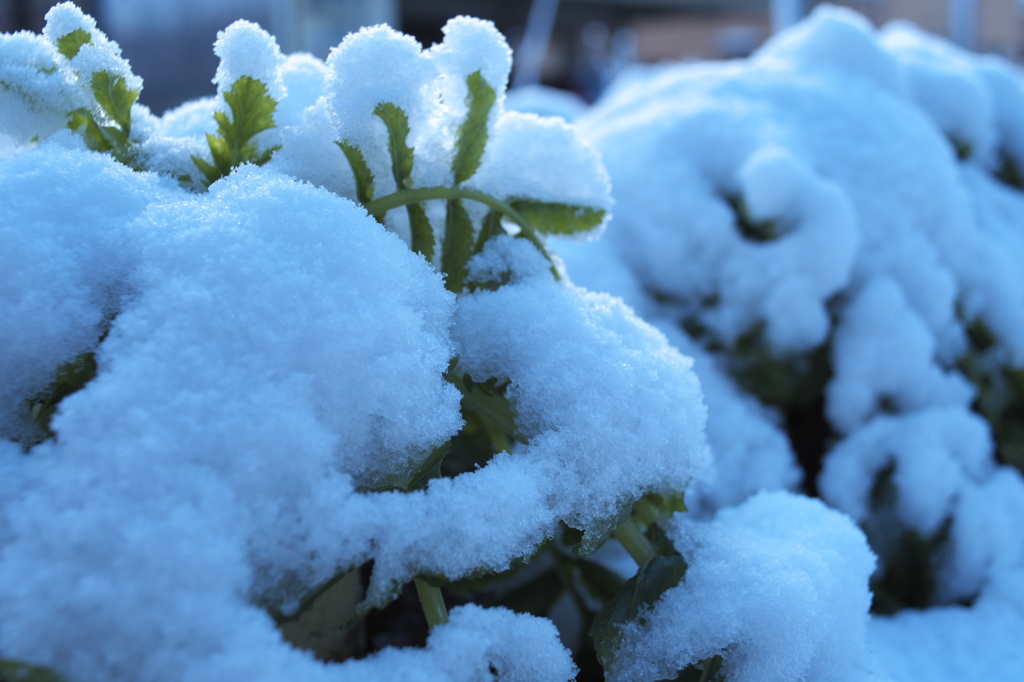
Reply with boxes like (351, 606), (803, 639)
(562, 3), (1024, 678)
(0, 4), (888, 681)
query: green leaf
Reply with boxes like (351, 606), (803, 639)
(374, 102), (414, 189)
(473, 209), (505, 254)
(222, 76), (278, 155)
(634, 491), (688, 527)
(24, 349), (98, 447)
(508, 198), (606, 236)
(275, 569), (363, 662)
(408, 202), (436, 263)
(0, 659), (66, 682)
(445, 366), (526, 447)
(337, 141), (376, 206)
(90, 71), (138, 133)
(372, 441), (451, 493)
(68, 108), (110, 152)
(452, 70), (496, 185)
(55, 28), (91, 59)
(191, 153), (220, 186)
(590, 554), (688, 672)
(441, 199), (476, 293)
(194, 76), (279, 186)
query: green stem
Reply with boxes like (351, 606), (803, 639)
(413, 578), (449, 629)
(364, 186), (530, 231)
(612, 518), (657, 566)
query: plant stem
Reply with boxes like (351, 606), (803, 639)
(364, 186), (530, 230)
(413, 578), (449, 629)
(612, 518), (657, 566)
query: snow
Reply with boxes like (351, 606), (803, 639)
(5, 2), (1024, 680)
(607, 492), (877, 682)
(565, 3), (1024, 680)
(212, 20), (285, 101)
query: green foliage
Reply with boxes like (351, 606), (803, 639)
(337, 141), (375, 206)
(727, 195), (781, 242)
(68, 71), (139, 165)
(441, 200), (475, 292)
(508, 198), (607, 236)
(375, 102), (414, 188)
(719, 322), (832, 410)
(0, 660), (66, 682)
(344, 70), (605, 285)
(590, 554), (689, 672)
(949, 135), (973, 161)
(958, 318), (1024, 473)
(863, 464), (958, 614)
(192, 76), (280, 186)
(995, 150), (1024, 190)
(55, 28), (91, 60)
(22, 349), (98, 448)
(451, 70), (496, 185)
(273, 570), (364, 662)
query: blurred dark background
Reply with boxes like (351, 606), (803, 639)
(3, 0), (1023, 113)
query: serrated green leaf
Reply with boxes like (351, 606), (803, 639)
(374, 102), (414, 188)
(441, 199), (475, 293)
(337, 141), (376, 206)
(408, 202), (435, 263)
(222, 76), (278, 153)
(0, 659), (66, 682)
(90, 71), (138, 132)
(452, 71), (496, 185)
(191, 154), (219, 186)
(55, 28), (91, 59)
(590, 554), (688, 672)
(195, 76), (279, 186)
(509, 198), (605, 236)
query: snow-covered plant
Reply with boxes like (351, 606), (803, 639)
(563, 4), (1024, 677)
(0, 4), (832, 681)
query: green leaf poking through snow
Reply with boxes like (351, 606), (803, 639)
(337, 141), (376, 207)
(192, 75), (279, 186)
(508, 198), (605, 236)
(442, 199), (476, 292)
(66, 71), (139, 165)
(590, 554), (688, 673)
(452, 71), (496, 185)
(91, 71), (137, 132)
(56, 28), (91, 59)
(374, 102), (415, 189)
(408, 202), (436, 263)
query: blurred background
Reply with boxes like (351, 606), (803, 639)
(2, 0), (1024, 113)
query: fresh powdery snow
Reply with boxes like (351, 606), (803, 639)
(3, 2), (1024, 681)
(559, 3), (1024, 681)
